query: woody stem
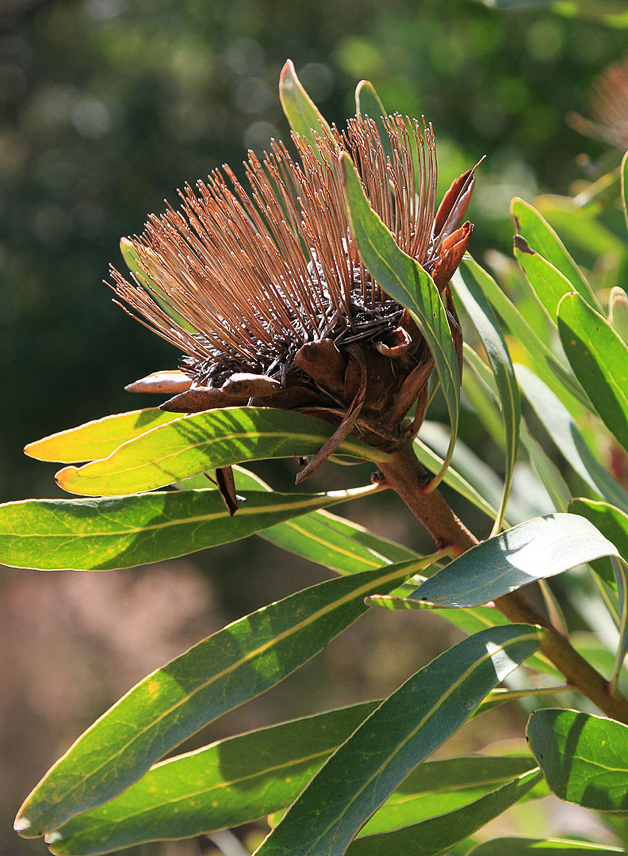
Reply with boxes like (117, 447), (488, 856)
(377, 438), (628, 724)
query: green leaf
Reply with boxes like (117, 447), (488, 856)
(610, 558), (628, 695)
(517, 364), (628, 513)
(345, 769), (543, 856)
(365, 598), (559, 677)
(341, 153), (460, 488)
(255, 624), (541, 856)
(469, 838), (626, 854)
(535, 194), (626, 259)
(355, 80), (392, 161)
(569, 497), (628, 564)
(358, 755), (539, 836)
(527, 709), (628, 812)
(279, 59), (334, 156)
(453, 268), (520, 534)
(558, 292), (628, 455)
(510, 198), (599, 310)
(45, 702), (380, 856)
(0, 485), (378, 571)
(462, 257), (589, 410)
(55, 407), (388, 497)
(414, 435), (500, 523)
(181, 466), (419, 575)
(409, 513), (618, 608)
(608, 287), (628, 346)
(521, 422), (571, 513)
(261, 507), (419, 574)
(25, 408), (180, 464)
(514, 237), (577, 321)
(15, 558), (426, 837)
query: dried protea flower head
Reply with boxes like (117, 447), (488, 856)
(568, 54), (628, 151)
(113, 89), (477, 485)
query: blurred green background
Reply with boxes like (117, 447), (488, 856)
(1, 0), (627, 853)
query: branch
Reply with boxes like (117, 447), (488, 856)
(377, 439), (628, 724)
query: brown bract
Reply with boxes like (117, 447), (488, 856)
(113, 113), (476, 488)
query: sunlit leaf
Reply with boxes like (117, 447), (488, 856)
(609, 287), (628, 346)
(510, 198), (599, 309)
(0, 485), (378, 571)
(558, 292), (628, 454)
(514, 237), (576, 321)
(15, 558), (426, 837)
(25, 409), (180, 464)
(409, 513), (618, 608)
(527, 709), (628, 812)
(55, 407), (388, 497)
(45, 703), (379, 856)
(341, 153), (460, 488)
(255, 624), (541, 856)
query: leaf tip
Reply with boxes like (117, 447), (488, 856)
(13, 815), (31, 835)
(55, 465), (77, 489)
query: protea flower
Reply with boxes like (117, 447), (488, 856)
(113, 93), (476, 492)
(568, 53), (628, 151)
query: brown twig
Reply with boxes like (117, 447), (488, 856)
(377, 438), (628, 724)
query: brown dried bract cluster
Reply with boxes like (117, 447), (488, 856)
(568, 54), (628, 151)
(114, 113), (476, 485)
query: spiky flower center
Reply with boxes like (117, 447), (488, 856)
(112, 114), (437, 387)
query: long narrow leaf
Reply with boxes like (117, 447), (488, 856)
(279, 59), (334, 156)
(255, 624), (541, 856)
(345, 769), (543, 856)
(453, 268), (520, 534)
(45, 703), (380, 856)
(55, 407), (388, 497)
(514, 238), (577, 321)
(355, 80), (392, 161)
(0, 485), (379, 571)
(622, 151), (628, 236)
(25, 408), (180, 464)
(510, 197), (599, 309)
(341, 153), (460, 489)
(517, 364), (628, 513)
(15, 558), (428, 837)
(557, 292), (628, 454)
(462, 257), (589, 410)
(409, 513), (618, 608)
(469, 838), (625, 855)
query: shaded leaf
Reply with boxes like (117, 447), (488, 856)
(45, 703), (379, 856)
(279, 59), (334, 157)
(558, 292), (628, 454)
(469, 838), (625, 855)
(409, 513), (618, 608)
(0, 485), (378, 571)
(255, 624), (541, 856)
(453, 268), (520, 534)
(527, 709), (628, 812)
(15, 558), (426, 837)
(517, 364), (628, 513)
(462, 257), (589, 409)
(55, 407), (388, 497)
(25, 409), (180, 464)
(341, 153), (460, 488)
(355, 80), (392, 161)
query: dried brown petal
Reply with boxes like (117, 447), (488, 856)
(159, 387), (235, 413)
(125, 371), (192, 394)
(431, 222), (474, 291)
(293, 339), (346, 395)
(221, 373), (283, 398)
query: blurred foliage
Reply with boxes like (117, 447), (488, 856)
(2, 0), (628, 502)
